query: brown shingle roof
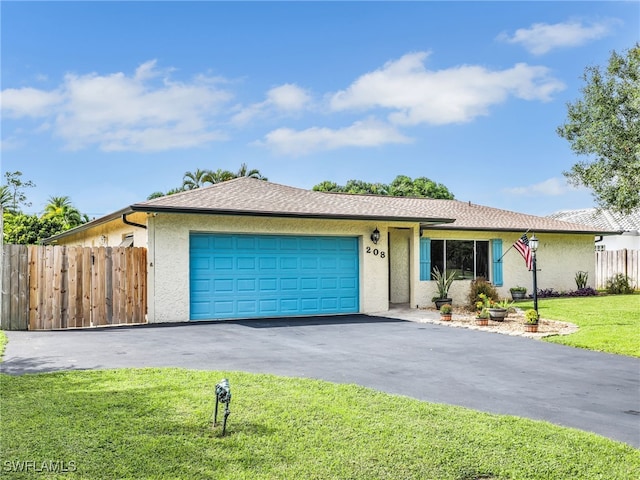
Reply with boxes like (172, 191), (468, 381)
(133, 177), (452, 223)
(132, 177), (616, 234)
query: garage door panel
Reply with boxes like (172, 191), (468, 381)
(300, 258), (318, 269)
(190, 233), (359, 320)
(237, 279), (256, 292)
(214, 257), (233, 270)
(214, 301), (234, 315)
(281, 278), (298, 290)
(259, 278), (278, 291)
(237, 300), (257, 314)
(301, 298), (319, 311)
(213, 279), (233, 292)
(280, 257), (298, 269)
(236, 237), (256, 249)
(213, 236), (234, 249)
(237, 257), (256, 270)
(259, 257), (277, 270)
(259, 299), (278, 313)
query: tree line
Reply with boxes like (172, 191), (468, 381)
(147, 163), (267, 199)
(1, 171), (89, 245)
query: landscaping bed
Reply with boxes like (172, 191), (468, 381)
(421, 306), (579, 338)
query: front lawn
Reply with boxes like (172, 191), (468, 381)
(0, 330), (6, 361)
(1, 369), (638, 479)
(520, 294), (640, 357)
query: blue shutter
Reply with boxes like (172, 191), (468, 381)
(420, 237), (431, 281)
(492, 239), (503, 286)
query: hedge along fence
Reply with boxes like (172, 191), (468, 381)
(1, 245), (147, 330)
(595, 249), (639, 290)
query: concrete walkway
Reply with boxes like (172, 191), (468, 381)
(2, 310), (639, 448)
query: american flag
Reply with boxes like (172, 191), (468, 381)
(514, 233), (533, 270)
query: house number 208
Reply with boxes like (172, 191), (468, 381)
(366, 246), (386, 258)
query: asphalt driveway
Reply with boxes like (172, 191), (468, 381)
(2, 315), (639, 448)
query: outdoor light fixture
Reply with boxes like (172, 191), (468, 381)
(371, 227), (381, 244)
(530, 234), (539, 315)
(213, 378), (231, 436)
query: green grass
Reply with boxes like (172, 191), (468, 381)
(1, 369), (638, 479)
(520, 294), (640, 357)
(0, 330), (6, 362)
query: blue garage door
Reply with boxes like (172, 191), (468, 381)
(189, 233), (360, 320)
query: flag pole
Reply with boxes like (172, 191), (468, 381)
(496, 228), (531, 263)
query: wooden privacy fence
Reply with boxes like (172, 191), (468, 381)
(1, 245), (147, 330)
(595, 249), (639, 290)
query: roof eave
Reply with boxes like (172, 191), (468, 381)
(131, 204), (456, 225)
(424, 225), (622, 235)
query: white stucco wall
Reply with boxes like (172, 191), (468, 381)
(389, 229), (412, 304)
(147, 213), (396, 323)
(601, 233), (640, 251)
(52, 211), (598, 323)
(415, 230), (596, 308)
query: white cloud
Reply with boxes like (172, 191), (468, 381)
(503, 177), (575, 196)
(232, 83), (311, 125)
(1, 61), (232, 152)
(329, 52), (564, 126)
(257, 118), (411, 156)
(497, 19), (616, 55)
(267, 84), (311, 111)
(1, 87), (64, 117)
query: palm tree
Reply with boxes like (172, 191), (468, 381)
(236, 163), (267, 180)
(206, 168), (235, 184)
(182, 169), (212, 190)
(43, 196), (85, 229)
(0, 185), (14, 213)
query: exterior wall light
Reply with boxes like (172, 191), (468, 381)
(371, 227), (381, 244)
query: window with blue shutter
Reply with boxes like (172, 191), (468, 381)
(492, 239), (503, 286)
(420, 237), (431, 281)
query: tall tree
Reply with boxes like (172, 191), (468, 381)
(207, 168), (235, 184)
(3, 171), (35, 212)
(0, 185), (14, 213)
(42, 196), (87, 229)
(152, 164), (267, 199)
(313, 175), (454, 199)
(236, 163), (267, 180)
(557, 43), (640, 214)
(182, 169), (212, 190)
(388, 175), (454, 199)
(3, 212), (66, 245)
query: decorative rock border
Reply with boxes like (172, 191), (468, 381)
(372, 306), (579, 339)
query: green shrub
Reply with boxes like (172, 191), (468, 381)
(575, 271), (589, 289)
(605, 274), (634, 294)
(467, 277), (498, 310)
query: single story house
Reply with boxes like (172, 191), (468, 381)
(44, 178), (617, 323)
(548, 208), (640, 251)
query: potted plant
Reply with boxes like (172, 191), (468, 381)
(432, 266), (456, 309)
(475, 308), (490, 326)
(439, 303), (453, 321)
(488, 298), (512, 322)
(510, 286), (527, 301)
(524, 309), (539, 333)
(475, 294), (491, 326)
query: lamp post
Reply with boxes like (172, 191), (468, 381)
(529, 234), (539, 314)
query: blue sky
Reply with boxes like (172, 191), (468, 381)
(2, 1), (638, 219)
